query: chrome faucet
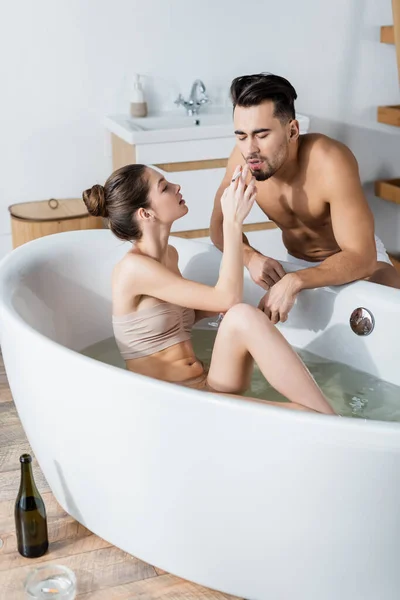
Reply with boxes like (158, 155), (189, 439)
(174, 79), (209, 116)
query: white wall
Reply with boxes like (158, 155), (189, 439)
(0, 0), (399, 257)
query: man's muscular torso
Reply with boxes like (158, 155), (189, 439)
(241, 133), (342, 262)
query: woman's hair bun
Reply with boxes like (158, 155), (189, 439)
(82, 184), (108, 218)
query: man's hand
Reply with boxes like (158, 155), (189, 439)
(258, 273), (302, 324)
(247, 251), (286, 290)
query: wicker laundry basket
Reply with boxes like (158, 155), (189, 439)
(8, 198), (104, 249)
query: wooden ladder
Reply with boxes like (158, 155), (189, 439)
(374, 0), (400, 269)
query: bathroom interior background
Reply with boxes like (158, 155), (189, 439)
(1, 0), (399, 259)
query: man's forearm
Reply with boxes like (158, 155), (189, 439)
(292, 250), (376, 292)
(210, 220), (224, 253)
(242, 233), (258, 268)
(211, 223), (257, 268)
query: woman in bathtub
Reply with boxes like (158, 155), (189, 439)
(83, 163), (335, 415)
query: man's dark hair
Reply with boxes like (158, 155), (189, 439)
(230, 73), (297, 122)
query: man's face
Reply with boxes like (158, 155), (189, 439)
(233, 101), (291, 181)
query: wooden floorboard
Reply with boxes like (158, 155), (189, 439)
(0, 353), (242, 600)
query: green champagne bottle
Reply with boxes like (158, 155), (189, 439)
(14, 453), (49, 558)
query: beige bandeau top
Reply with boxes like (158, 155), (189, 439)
(112, 301), (196, 360)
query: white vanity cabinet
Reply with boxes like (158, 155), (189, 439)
(107, 130), (235, 234)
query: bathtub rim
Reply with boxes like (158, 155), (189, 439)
(2, 271), (400, 439)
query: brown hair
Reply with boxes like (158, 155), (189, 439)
(230, 73), (297, 122)
(82, 164), (150, 241)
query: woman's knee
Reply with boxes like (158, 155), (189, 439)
(222, 303), (261, 332)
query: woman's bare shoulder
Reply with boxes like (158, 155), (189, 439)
(112, 250), (156, 285)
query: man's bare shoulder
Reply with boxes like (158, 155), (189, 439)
(300, 133), (357, 171)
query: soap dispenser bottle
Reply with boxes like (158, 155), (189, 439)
(130, 74), (148, 118)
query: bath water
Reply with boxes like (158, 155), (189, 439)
(81, 328), (400, 422)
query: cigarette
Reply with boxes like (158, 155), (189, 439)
(231, 171), (242, 182)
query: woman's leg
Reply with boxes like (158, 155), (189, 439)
(207, 303), (335, 415)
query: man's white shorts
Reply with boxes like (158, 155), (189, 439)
(286, 235), (392, 268)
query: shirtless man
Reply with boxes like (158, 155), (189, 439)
(210, 73), (400, 324)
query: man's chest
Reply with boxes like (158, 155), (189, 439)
(256, 184), (330, 229)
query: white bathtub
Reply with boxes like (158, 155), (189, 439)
(1, 230), (400, 600)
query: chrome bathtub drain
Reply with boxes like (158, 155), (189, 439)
(349, 307), (375, 336)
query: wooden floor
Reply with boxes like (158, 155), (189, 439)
(0, 353), (241, 600)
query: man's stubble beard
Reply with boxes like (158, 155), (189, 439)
(252, 160), (277, 181)
(247, 141), (289, 182)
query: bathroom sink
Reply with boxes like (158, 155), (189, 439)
(105, 109), (310, 145)
(131, 112), (232, 130)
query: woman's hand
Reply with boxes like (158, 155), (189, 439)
(220, 165), (257, 225)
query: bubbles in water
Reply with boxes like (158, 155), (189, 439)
(348, 395), (368, 414)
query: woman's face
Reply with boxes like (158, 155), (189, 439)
(146, 168), (188, 223)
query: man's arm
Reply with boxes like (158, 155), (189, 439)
(210, 146), (250, 254)
(292, 143), (376, 292)
(261, 141), (377, 325)
(210, 146), (285, 288)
